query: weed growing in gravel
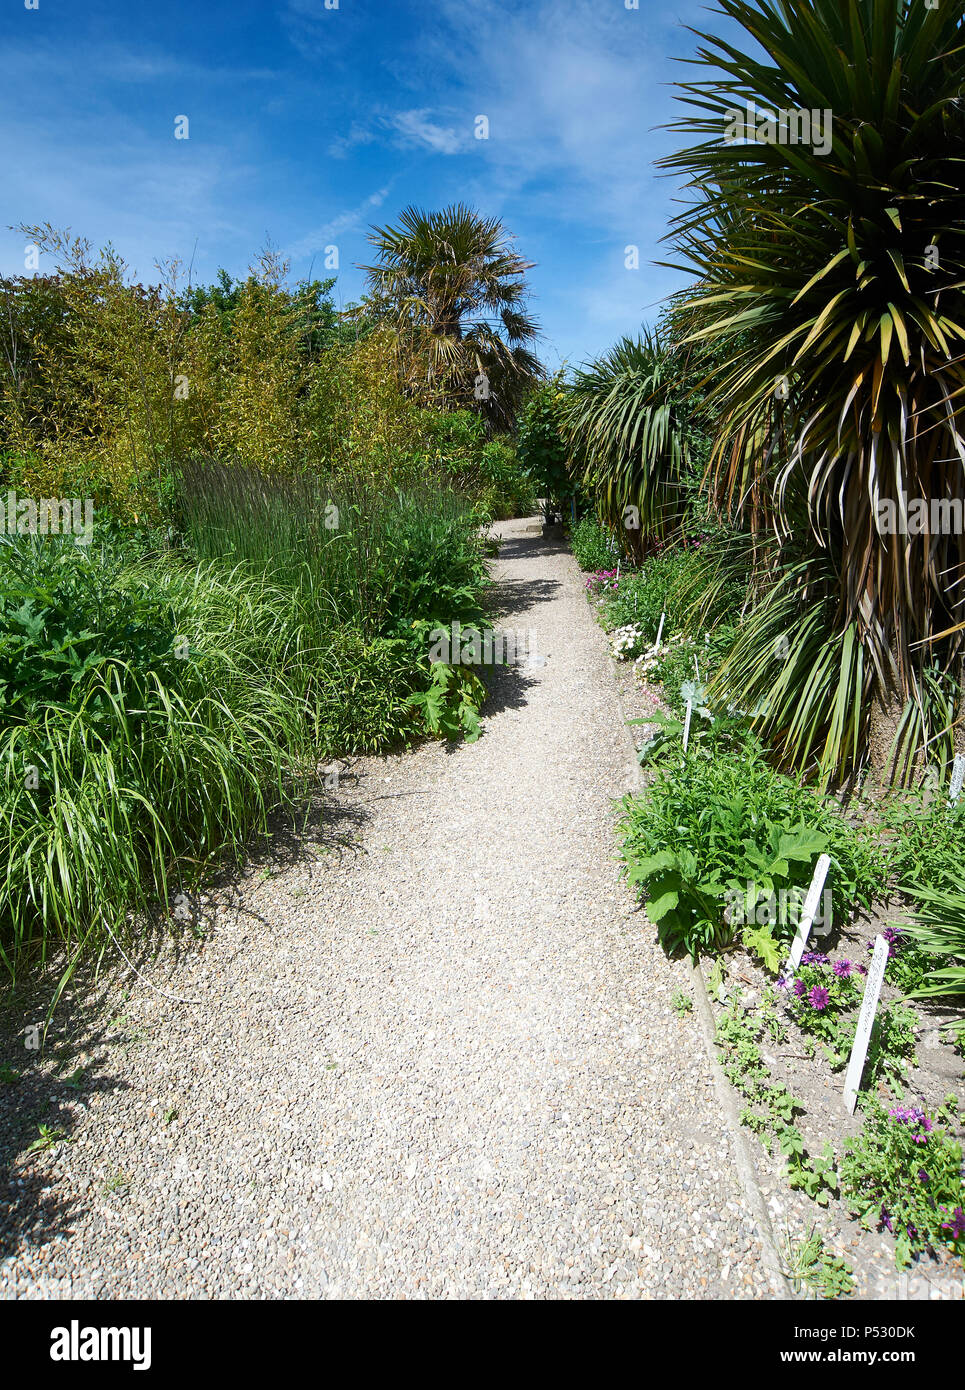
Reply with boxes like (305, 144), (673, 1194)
(101, 1171), (131, 1197)
(670, 988), (693, 1017)
(785, 1227), (855, 1299)
(26, 1123), (69, 1154)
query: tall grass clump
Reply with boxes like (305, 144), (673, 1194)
(0, 536), (314, 984)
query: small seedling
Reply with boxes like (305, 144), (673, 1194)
(670, 988), (693, 1017)
(101, 1171), (130, 1197)
(27, 1124), (69, 1154)
(0, 1066), (20, 1084)
(63, 1068), (86, 1090)
(163, 1107), (178, 1125)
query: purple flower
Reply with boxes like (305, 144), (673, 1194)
(940, 1207), (965, 1240)
(809, 986), (830, 1011)
(856, 963), (868, 976)
(801, 951), (828, 966)
(889, 1105), (933, 1144)
(833, 959), (852, 977)
(880, 1207), (893, 1233)
(917, 1169), (929, 1184)
(793, 978), (806, 997)
(871, 926), (903, 959)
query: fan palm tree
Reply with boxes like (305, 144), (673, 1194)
(359, 203), (542, 428)
(659, 0), (965, 785)
(566, 331), (690, 553)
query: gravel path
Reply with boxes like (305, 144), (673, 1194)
(0, 518), (785, 1300)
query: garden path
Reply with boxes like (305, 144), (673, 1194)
(1, 518), (783, 1299)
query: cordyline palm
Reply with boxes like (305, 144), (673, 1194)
(566, 331), (689, 551)
(359, 203), (542, 428)
(659, 0), (965, 785)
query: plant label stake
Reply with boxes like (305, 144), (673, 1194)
(653, 609), (665, 651)
(682, 698), (693, 752)
(950, 754), (965, 804)
(843, 934), (889, 1115)
(782, 853), (831, 979)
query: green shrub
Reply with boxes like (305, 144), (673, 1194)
(571, 514), (619, 571)
(597, 545), (739, 649)
(619, 744), (877, 961)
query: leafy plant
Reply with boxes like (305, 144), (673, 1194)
(570, 514), (619, 572)
(785, 1228), (855, 1300)
(899, 874), (965, 1011)
(566, 331), (689, 550)
(619, 744), (875, 959)
(840, 1097), (965, 1268)
(670, 987), (693, 1018)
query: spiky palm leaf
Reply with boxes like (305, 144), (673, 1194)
(359, 203), (542, 426)
(659, 0), (965, 778)
(566, 331), (689, 548)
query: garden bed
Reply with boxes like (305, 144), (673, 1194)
(582, 543), (965, 1299)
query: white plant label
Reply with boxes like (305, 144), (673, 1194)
(682, 698), (693, 752)
(783, 853), (831, 978)
(843, 934), (889, 1115)
(653, 609), (666, 650)
(950, 754), (965, 803)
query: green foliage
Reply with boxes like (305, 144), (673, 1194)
(571, 515), (619, 572)
(786, 1228), (855, 1300)
(565, 331), (689, 549)
(406, 661), (486, 743)
(0, 463), (493, 989)
(360, 203), (542, 428)
(900, 874), (965, 1010)
(659, 0), (965, 780)
(516, 377), (572, 503)
(881, 793), (965, 894)
(597, 544), (742, 646)
(670, 987), (693, 1017)
(619, 745), (875, 960)
(840, 1097), (965, 1268)
(716, 994), (837, 1204)
(783, 959), (863, 1067)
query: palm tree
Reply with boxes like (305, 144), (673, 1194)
(659, 0), (965, 785)
(566, 331), (690, 553)
(359, 203), (542, 427)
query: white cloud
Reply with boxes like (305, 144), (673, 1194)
(284, 186), (393, 263)
(388, 110), (465, 156)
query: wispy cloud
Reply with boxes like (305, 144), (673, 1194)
(388, 109), (466, 156)
(284, 185), (393, 263)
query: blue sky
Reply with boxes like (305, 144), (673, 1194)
(0, 0), (738, 370)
